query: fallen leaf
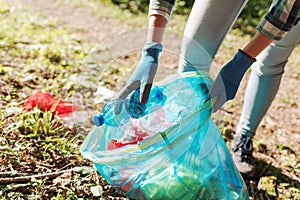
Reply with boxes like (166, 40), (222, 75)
(90, 185), (103, 197)
(53, 171), (72, 186)
(73, 166), (95, 175)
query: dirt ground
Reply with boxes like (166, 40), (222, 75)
(13, 0), (300, 199)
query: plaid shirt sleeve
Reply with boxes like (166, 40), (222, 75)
(149, 0), (176, 21)
(257, 0), (300, 40)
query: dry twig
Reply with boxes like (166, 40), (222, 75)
(0, 169), (72, 184)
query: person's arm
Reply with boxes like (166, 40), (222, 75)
(242, 0), (300, 58)
(209, 0), (300, 112)
(257, 0), (300, 41)
(208, 31), (276, 112)
(147, 15), (168, 43)
(241, 31), (274, 58)
(115, 0), (175, 104)
(147, 0), (175, 42)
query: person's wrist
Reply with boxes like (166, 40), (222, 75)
(238, 49), (256, 62)
(144, 42), (163, 50)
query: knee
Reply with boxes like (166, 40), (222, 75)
(254, 41), (294, 76)
(254, 60), (286, 77)
(179, 38), (213, 72)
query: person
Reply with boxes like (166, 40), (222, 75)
(114, 0), (300, 175)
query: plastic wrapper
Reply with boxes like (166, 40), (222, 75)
(80, 72), (249, 200)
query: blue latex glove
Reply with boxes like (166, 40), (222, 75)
(117, 42), (163, 104)
(94, 43), (162, 126)
(208, 49), (256, 112)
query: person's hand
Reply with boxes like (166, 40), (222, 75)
(117, 42), (163, 104)
(93, 43), (162, 126)
(208, 49), (256, 112)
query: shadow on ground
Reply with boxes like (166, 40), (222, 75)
(243, 159), (300, 200)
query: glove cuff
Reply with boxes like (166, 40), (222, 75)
(144, 42), (163, 49)
(238, 49), (256, 63)
(142, 42), (163, 62)
(218, 49), (257, 100)
(223, 49), (256, 80)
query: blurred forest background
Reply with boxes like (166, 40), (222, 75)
(106, 0), (273, 31)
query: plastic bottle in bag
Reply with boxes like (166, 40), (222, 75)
(93, 99), (131, 127)
(93, 73), (210, 128)
(93, 87), (167, 127)
(107, 106), (178, 149)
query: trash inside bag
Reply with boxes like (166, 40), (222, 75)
(80, 71), (249, 200)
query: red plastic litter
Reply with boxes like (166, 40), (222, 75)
(22, 91), (80, 115)
(107, 138), (144, 150)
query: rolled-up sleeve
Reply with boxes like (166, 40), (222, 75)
(257, 0), (300, 40)
(149, 0), (176, 21)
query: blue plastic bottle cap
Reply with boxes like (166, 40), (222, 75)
(153, 88), (166, 103)
(93, 113), (105, 126)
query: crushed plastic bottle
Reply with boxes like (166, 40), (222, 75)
(93, 99), (132, 127)
(93, 87), (167, 127)
(93, 72), (212, 151)
(93, 73), (210, 128)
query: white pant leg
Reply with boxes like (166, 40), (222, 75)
(178, 0), (248, 72)
(237, 22), (300, 137)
